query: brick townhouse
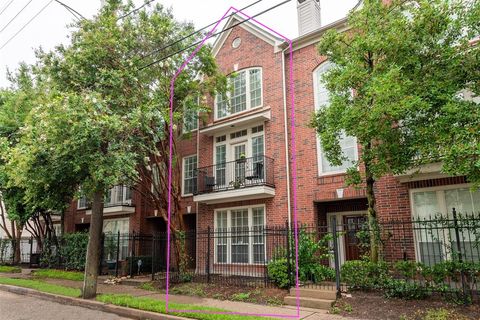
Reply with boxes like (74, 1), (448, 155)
(58, 0), (479, 271)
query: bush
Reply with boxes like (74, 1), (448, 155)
(268, 228), (336, 288)
(267, 258), (290, 289)
(341, 260), (389, 290)
(59, 233), (89, 270)
(383, 278), (429, 300)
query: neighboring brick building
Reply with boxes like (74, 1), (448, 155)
(60, 0), (479, 271)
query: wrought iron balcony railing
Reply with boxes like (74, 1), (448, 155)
(195, 155), (274, 195)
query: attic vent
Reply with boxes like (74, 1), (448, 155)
(232, 37), (242, 49)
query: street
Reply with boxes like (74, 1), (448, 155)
(0, 290), (131, 320)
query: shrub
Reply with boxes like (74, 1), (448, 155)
(341, 260), (389, 290)
(383, 278), (429, 300)
(394, 260), (421, 279)
(268, 228), (336, 288)
(267, 258), (290, 289)
(59, 232), (89, 270)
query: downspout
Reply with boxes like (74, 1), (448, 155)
(195, 107), (200, 274)
(281, 47), (292, 228)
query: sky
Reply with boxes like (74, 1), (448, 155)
(0, 0), (358, 88)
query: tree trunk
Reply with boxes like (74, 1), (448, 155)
(13, 225), (22, 265)
(82, 189), (104, 299)
(365, 168), (380, 262)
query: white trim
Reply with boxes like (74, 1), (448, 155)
(212, 15), (282, 57)
(194, 185), (275, 204)
(326, 211), (367, 267)
(409, 183), (479, 264)
(312, 62), (358, 176)
(200, 108), (271, 135)
(213, 204), (267, 265)
(214, 67), (263, 121)
(182, 154), (198, 197)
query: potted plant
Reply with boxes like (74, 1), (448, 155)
(229, 177), (243, 189)
(236, 153), (247, 164)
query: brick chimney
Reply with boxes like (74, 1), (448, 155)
(297, 0), (322, 36)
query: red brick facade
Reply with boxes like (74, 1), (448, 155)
(62, 16), (471, 268)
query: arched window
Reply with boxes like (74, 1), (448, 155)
(216, 68), (263, 119)
(313, 61), (358, 175)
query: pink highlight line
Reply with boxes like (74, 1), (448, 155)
(166, 5), (299, 319)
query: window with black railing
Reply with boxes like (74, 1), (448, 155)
(195, 155), (274, 194)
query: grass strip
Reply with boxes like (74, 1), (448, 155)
(33, 269), (84, 281)
(97, 294), (269, 320)
(0, 277), (81, 297)
(0, 265), (21, 273)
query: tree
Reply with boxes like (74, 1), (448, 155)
(0, 66), (40, 264)
(6, 0), (223, 298)
(312, 0), (479, 261)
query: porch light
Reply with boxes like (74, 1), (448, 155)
(336, 188), (344, 199)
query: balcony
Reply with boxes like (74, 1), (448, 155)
(193, 156), (275, 204)
(85, 186), (135, 216)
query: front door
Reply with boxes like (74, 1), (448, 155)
(343, 215), (367, 261)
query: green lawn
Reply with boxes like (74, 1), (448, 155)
(33, 269), (84, 281)
(97, 294), (270, 320)
(0, 265), (21, 273)
(0, 277), (81, 297)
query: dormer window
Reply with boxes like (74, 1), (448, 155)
(216, 68), (263, 119)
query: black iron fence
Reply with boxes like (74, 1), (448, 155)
(195, 155), (275, 194)
(2, 210), (479, 304)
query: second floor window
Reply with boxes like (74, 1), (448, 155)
(216, 68), (263, 119)
(182, 155), (198, 196)
(314, 61), (358, 175)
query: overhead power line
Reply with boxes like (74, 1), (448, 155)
(0, 0), (15, 16)
(137, 0), (263, 61)
(0, 0), (34, 33)
(138, 0), (292, 71)
(117, 0), (157, 20)
(54, 0), (85, 21)
(0, 0), (54, 50)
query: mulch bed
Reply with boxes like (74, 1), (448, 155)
(152, 281), (288, 306)
(333, 291), (480, 320)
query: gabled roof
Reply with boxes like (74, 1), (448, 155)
(211, 14), (285, 57)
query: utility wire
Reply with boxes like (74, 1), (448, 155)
(54, 0), (85, 20)
(0, 0), (34, 33)
(117, 0), (156, 20)
(138, 0), (291, 71)
(0, 0), (54, 50)
(137, 0), (263, 61)
(0, 0), (14, 16)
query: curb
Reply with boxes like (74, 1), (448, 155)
(0, 284), (188, 320)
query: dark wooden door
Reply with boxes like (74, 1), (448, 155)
(343, 215), (367, 261)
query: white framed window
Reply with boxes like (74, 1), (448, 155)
(213, 124), (265, 188)
(214, 205), (266, 264)
(183, 105), (198, 133)
(410, 185), (480, 265)
(182, 155), (197, 196)
(103, 218), (130, 259)
(105, 186), (132, 207)
(77, 197), (88, 209)
(313, 61), (358, 175)
(215, 68), (263, 120)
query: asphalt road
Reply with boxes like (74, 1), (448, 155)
(0, 290), (131, 320)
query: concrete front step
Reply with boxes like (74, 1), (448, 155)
(289, 288), (337, 300)
(283, 296), (335, 310)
